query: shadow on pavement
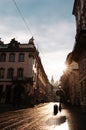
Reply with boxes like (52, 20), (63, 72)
(46, 116), (66, 126)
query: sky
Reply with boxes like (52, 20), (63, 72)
(0, 0), (76, 82)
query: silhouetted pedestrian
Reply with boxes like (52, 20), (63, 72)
(53, 104), (58, 115)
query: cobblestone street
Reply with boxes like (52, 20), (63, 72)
(0, 102), (86, 130)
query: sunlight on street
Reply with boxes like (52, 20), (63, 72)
(0, 102), (86, 130)
(39, 102), (69, 130)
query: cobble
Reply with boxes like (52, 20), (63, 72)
(0, 103), (86, 130)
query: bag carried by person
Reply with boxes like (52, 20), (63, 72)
(59, 103), (62, 112)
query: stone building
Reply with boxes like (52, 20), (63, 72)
(46, 82), (53, 102)
(66, 53), (80, 105)
(60, 53), (80, 105)
(0, 37), (49, 106)
(72, 0), (86, 111)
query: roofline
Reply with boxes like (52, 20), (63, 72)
(72, 0), (77, 15)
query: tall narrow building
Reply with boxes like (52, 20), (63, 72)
(72, 0), (86, 111)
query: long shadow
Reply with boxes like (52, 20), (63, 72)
(46, 115), (66, 126)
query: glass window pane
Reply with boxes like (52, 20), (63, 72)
(19, 53), (24, 62)
(9, 53), (15, 62)
(7, 68), (14, 79)
(0, 68), (4, 79)
(0, 53), (6, 62)
(17, 68), (23, 78)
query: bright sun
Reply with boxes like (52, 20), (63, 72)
(57, 63), (67, 77)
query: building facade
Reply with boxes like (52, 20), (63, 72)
(72, 0), (86, 111)
(60, 53), (80, 105)
(66, 55), (80, 105)
(0, 37), (49, 106)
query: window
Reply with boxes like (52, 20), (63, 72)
(17, 68), (23, 78)
(0, 68), (4, 79)
(9, 53), (15, 62)
(7, 68), (14, 79)
(0, 53), (6, 62)
(19, 53), (24, 62)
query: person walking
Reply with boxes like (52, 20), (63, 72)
(53, 104), (58, 115)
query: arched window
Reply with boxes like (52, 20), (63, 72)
(7, 68), (14, 79)
(19, 53), (24, 62)
(17, 68), (23, 78)
(0, 53), (6, 62)
(9, 53), (15, 62)
(0, 68), (4, 79)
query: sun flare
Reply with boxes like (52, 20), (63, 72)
(57, 63), (67, 77)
